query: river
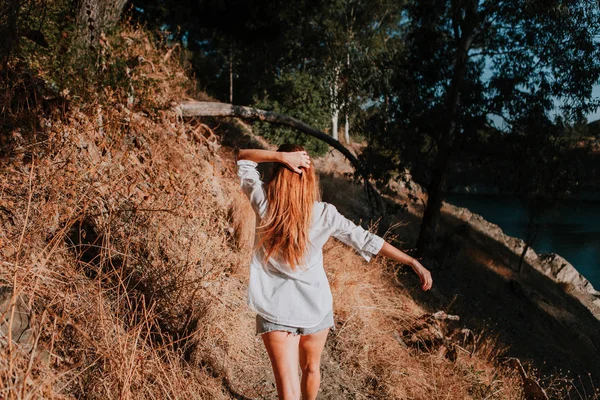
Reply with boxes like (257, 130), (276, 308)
(445, 193), (600, 289)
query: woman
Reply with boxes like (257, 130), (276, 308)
(236, 143), (432, 400)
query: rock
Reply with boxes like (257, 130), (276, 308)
(431, 311), (460, 321)
(538, 253), (599, 295)
(399, 311), (465, 362)
(0, 286), (32, 347)
(442, 199), (600, 320)
(400, 314), (446, 351)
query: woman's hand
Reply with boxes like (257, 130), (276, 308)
(281, 151), (311, 174)
(377, 242), (433, 292)
(410, 259), (433, 291)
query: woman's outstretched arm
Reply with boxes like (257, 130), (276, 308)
(325, 202), (433, 291)
(237, 149), (310, 174)
(378, 242), (433, 291)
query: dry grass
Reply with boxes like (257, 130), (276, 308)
(1, 23), (239, 399)
(321, 235), (525, 399)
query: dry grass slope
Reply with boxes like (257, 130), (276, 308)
(0, 23), (527, 399)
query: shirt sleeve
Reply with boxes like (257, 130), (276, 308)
(325, 203), (385, 263)
(236, 159), (268, 218)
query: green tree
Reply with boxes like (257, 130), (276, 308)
(0, 0), (56, 68)
(310, 0), (405, 142)
(366, 0), (600, 258)
(131, 0), (405, 145)
(252, 70), (330, 156)
(132, 0), (321, 105)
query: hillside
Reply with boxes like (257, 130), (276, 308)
(2, 24), (597, 399)
(315, 140), (600, 393)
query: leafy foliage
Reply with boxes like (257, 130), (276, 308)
(365, 1), (600, 184)
(131, 0), (405, 144)
(354, 0), (600, 255)
(252, 71), (330, 156)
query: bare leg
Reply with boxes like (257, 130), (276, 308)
(299, 328), (329, 400)
(261, 330), (301, 399)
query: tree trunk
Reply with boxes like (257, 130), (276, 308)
(517, 210), (539, 274)
(176, 100), (388, 229)
(0, 0), (20, 68)
(74, 0), (128, 50)
(344, 112), (350, 144)
(517, 242), (530, 276)
(178, 101), (357, 165)
(229, 43), (233, 103)
(330, 65), (340, 140)
(332, 109), (339, 140)
(415, 21), (476, 259)
(344, 50), (351, 144)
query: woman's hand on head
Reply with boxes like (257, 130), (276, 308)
(282, 151), (311, 174)
(411, 259), (433, 291)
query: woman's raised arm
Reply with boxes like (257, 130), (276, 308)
(237, 149), (310, 174)
(378, 242), (433, 291)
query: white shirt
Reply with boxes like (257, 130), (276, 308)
(237, 159), (385, 327)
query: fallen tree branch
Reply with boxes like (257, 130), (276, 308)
(175, 101), (388, 231)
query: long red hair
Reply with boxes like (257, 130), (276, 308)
(255, 143), (321, 271)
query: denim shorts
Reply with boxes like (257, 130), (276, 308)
(256, 309), (336, 336)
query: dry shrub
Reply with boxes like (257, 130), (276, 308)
(0, 96), (242, 398)
(0, 20), (254, 399)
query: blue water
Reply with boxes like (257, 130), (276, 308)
(445, 193), (600, 289)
